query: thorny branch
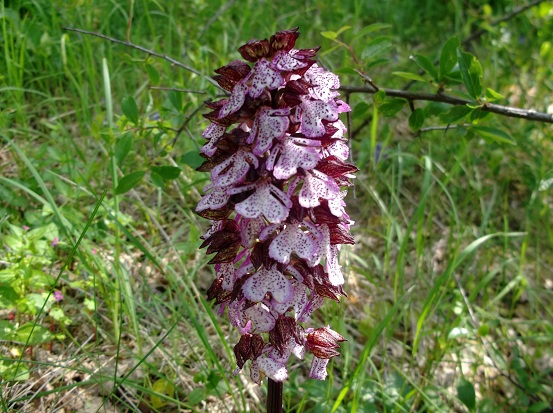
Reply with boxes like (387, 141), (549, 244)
(340, 85), (553, 124)
(62, 26), (224, 91)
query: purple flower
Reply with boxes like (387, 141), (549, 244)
(53, 290), (63, 302)
(51, 237), (59, 248)
(197, 28), (357, 384)
(22, 225), (30, 231)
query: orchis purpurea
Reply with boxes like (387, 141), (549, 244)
(197, 28), (357, 384)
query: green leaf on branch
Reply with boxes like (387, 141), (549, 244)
(469, 108), (493, 123)
(151, 166), (181, 180)
(442, 70), (463, 85)
(352, 102), (371, 119)
(168, 90), (183, 112)
(485, 88), (505, 102)
(150, 172), (165, 188)
(361, 36), (392, 61)
(334, 67), (357, 76)
(439, 105), (473, 123)
(321, 31), (337, 40)
(439, 36), (460, 81)
(410, 53), (438, 80)
(355, 23), (391, 38)
(145, 63), (160, 85)
(424, 102), (449, 118)
(114, 132), (133, 166)
(392, 71), (427, 82)
(409, 108), (425, 131)
(457, 49), (483, 99)
(366, 58), (390, 70)
(457, 378), (476, 411)
(372, 90), (387, 106)
(321, 27), (351, 41)
(180, 151), (204, 169)
(115, 171), (146, 194)
(377, 98), (406, 117)
(121, 96), (139, 124)
(471, 125), (515, 145)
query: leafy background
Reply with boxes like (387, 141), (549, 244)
(1, 0), (552, 412)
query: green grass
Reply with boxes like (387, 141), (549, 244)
(1, 0), (552, 412)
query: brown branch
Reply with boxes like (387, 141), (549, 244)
(340, 85), (553, 124)
(62, 26), (223, 91)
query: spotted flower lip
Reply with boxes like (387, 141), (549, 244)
(197, 28), (357, 384)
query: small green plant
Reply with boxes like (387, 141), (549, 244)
(0, 222), (69, 380)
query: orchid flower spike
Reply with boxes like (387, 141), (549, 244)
(197, 28), (357, 384)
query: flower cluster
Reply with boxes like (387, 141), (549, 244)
(196, 28), (357, 383)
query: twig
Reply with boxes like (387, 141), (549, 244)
(62, 27), (223, 91)
(153, 102), (206, 159)
(419, 124), (467, 133)
(340, 85), (553, 124)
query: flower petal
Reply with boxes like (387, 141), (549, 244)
(249, 108), (290, 156)
(304, 64), (340, 102)
(235, 182), (292, 224)
(299, 170), (340, 208)
(328, 190), (347, 217)
(250, 356), (288, 384)
(272, 50), (308, 71)
(203, 122), (226, 139)
(239, 217), (266, 248)
(271, 137), (321, 180)
(309, 357), (330, 380)
(249, 60), (285, 98)
(269, 225), (318, 265)
(197, 185), (231, 211)
(216, 262), (236, 291)
(271, 279), (309, 318)
(298, 294), (324, 323)
(245, 304), (276, 332)
(242, 268), (293, 303)
(312, 225), (344, 285)
(211, 149), (258, 187)
(219, 82), (249, 118)
(326, 140), (349, 161)
(299, 98), (339, 138)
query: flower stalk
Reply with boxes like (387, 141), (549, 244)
(197, 28), (357, 395)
